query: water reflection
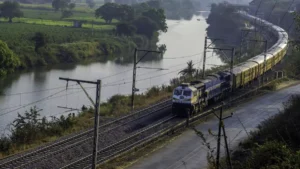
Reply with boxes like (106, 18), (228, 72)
(0, 15), (224, 132)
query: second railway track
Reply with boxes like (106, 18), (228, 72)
(0, 99), (172, 169)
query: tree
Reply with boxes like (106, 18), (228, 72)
(0, 40), (20, 76)
(31, 32), (48, 52)
(142, 8), (167, 32)
(119, 4), (134, 21)
(95, 2), (119, 23)
(95, 3), (134, 23)
(61, 10), (73, 18)
(179, 60), (196, 77)
(132, 16), (158, 38)
(86, 0), (95, 9)
(0, 1), (23, 23)
(116, 22), (136, 36)
(52, 0), (75, 11)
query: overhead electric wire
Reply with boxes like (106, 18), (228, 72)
(280, 0), (295, 24)
(0, 89), (66, 117)
(254, 0), (263, 16)
(162, 52), (202, 59)
(0, 84), (78, 97)
(266, 0), (278, 21)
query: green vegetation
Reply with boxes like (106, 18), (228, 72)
(0, 1), (168, 77)
(0, 40), (20, 76)
(0, 58), (226, 157)
(0, 85), (171, 157)
(211, 95), (300, 169)
(0, 1), (23, 22)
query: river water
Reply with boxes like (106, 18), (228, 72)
(0, 14), (223, 132)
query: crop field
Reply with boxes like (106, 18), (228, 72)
(0, 17), (115, 29)
(21, 8), (118, 24)
(19, 3), (98, 13)
(0, 22), (110, 47)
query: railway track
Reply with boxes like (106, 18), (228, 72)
(0, 99), (172, 169)
(0, 72), (283, 169)
(61, 115), (180, 169)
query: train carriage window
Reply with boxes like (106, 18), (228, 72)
(183, 91), (192, 96)
(174, 90), (182, 96)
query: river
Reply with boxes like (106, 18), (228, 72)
(0, 14), (224, 132)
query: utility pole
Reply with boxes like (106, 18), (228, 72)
(202, 36), (207, 79)
(131, 48), (161, 112)
(202, 37), (224, 79)
(230, 48), (235, 92)
(59, 77), (101, 169)
(213, 105), (233, 169)
(216, 107), (222, 169)
(262, 40), (268, 85)
(205, 45), (235, 88)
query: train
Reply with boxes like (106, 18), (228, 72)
(172, 11), (289, 117)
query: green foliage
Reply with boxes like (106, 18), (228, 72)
(247, 141), (300, 169)
(31, 32), (48, 52)
(95, 3), (134, 23)
(142, 8), (167, 32)
(0, 1), (23, 22)
(229, 95), (300, 169)
(178, 60), (196, 78)
(284, 50), (300, 78)
(0, 137), (11, 154)
(116, 22), (136, 36)
(132, 16), (158, 39)
(61, 10), (73, 19)
(0, 40), (20, 76)
(10, 106), (75, 145)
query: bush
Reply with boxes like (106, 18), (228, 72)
(230, 95), (300, 169)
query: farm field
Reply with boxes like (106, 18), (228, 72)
(19, 2), (100, 13)
(20, 8), (118, 24)
(0, 18), (115, 29)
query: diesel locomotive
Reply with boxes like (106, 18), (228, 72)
(172, 11), (288, 117)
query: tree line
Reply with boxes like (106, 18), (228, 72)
(95, 1), (167, 39)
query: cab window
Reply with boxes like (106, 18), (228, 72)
(174, 90), (182, 96)
(183, 91), (192, 96)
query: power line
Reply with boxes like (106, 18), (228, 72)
(267, 0), (278, 21)
(255, 0), (263, 16)
(280, 0), (295, 25)
(0, 84), (77, 97)
(0, 89), (66, 117)
(162, 53), (202, 59)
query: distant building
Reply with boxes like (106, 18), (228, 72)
(73, 21), (82, 28)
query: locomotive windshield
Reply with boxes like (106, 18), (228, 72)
(174, 89), (182, 96)
(183, 91), (192, 96)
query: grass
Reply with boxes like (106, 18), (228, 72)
(220, 94), (300, 169)
(19, 3), (97, 13)
(0, 18), (115, 29)
(0, 88), (172, 158)
(20, 8), (119, 24)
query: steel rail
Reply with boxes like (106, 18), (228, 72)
(12, 103), (172, 169)
(0, 99), (171, 168)
(60, 115), (178, 169)
(83, 75), (286, 169)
